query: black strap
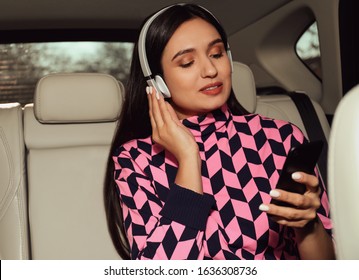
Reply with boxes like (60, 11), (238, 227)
(287, 92), (328, 187)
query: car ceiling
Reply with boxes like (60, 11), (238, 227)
(0, 0), (293, 35)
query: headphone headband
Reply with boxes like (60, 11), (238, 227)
(138, 5), (177, 79)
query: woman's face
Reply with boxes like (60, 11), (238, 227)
(161, 17), (232, 119)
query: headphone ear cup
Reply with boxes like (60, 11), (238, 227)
(155, 75), (171, 98)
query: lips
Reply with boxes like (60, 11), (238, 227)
(199, 82), (223, 95)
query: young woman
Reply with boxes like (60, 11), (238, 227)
(104, 3), (335, 260)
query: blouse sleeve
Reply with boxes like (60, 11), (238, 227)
(315, 165), (332, 235)
(113, 150), (215, 260)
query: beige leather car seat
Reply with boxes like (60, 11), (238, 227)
(256, 95), (330, 142)
(23, 73), (123, 259)
(0, 103), (30, 259)
(328, 84), (359, 259)
(231, 62), (257, 114)
(232, 61), (330, 141)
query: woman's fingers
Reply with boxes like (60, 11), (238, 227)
(261, 201), (317, 220)
(258, 171), (322, 228)
(157, 90), (174, 125)
(147, 86), (183, 145)
(148, 86), (165, 128)
(166, 101), (182, 126)
(270, 215), (316, 228)
(269, 189), (315, 209)
(259, 201), (318, 228)
(147, 86), (154, 122)
(292, 172), (320, 194)
(268, 172), (321, 208)
(146, 85), (197, 161)
(148, 86), (174, 126)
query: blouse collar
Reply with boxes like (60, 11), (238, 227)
(181, 104), (231, 137)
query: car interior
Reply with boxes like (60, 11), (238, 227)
(0, 0), (358, 260)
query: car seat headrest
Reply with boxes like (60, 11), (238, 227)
(231, 61), (257, 113)
(34, 73), (124, 124)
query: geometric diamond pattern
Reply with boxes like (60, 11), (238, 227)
(113, 105), (332, 259)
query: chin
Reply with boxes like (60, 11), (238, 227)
(197, 102), (226, 115)
(202, 95), (228, 109)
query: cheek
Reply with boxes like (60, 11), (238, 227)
(222, 60), (232, 78)
(226, 75), (232, 92)
(164, 70), (196, 96)
(223, 65), (233, 91)
(219, 64), (231, 91)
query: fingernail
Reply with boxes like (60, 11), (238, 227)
(292, 172), (302, 180)
(270, 190), (280, 198)
(259, 204), (269, 212)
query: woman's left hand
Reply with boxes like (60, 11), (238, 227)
(259, 171), (321, 228)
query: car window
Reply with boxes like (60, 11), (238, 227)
(296, 22), (321, 79)
(0, 42), (134, 105)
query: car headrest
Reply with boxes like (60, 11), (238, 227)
(34, 73), (124, 124)
(328, 83), (359, 259)
(231, 61), (257, 113)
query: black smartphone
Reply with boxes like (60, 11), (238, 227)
(272, 140), (324, 206)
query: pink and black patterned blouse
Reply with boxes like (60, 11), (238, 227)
(113, 105), (332, 260)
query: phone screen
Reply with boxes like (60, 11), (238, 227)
(273, 140), (324, 206)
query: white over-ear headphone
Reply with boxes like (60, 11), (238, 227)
(138, 3), (233, 98)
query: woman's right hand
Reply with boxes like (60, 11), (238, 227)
(147, 86), (198, 162)
(147, 86), (203, 193)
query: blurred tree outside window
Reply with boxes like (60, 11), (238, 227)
(296, 22), (321, 79)
(0, 42), (133, 105)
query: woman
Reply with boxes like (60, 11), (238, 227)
(104, 3), (335, 260)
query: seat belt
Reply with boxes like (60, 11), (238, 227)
(287, 91), (328, 188)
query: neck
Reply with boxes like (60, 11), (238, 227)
(181, 104), (230, 137)
(171, 103), (228, 120)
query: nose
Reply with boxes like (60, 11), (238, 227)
(200, 57), (218, 78)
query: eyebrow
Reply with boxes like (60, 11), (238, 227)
(171, 38), (224, 61)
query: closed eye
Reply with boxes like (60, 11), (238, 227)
(211, 52), (224, 59)
(180, 61), (194, 68)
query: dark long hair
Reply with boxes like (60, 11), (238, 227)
(104, 3), (248, 259)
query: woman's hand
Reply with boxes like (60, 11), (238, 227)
(259, 171), (321, 228)
(147, 86), (203, 193)
(259, 171), (335, 259)
(147, 86), (198, 162)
